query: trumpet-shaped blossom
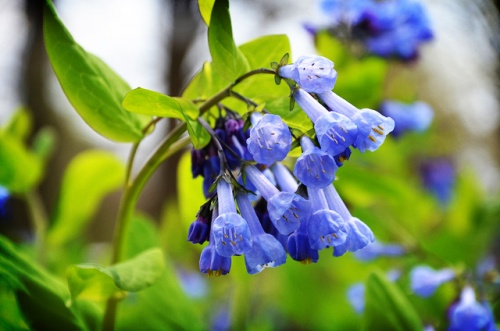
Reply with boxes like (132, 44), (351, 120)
(199, 209), (232, 276)
(410, 265), (455, 297)
(322, 184), (374, 256)
(307, 186), (348, 250)
(247, 113), (292, 166)
(236, 193), (287, 274)
(294, 136), (338, 188)
(354, 241), (405, 261)
(287, 220), (320, 264)
(318, 91), (394, 152)
(294, 88), (358, 156)
(245, 165), (311, 235)
(271, 162), (298, 193)
(212, 179), (252, 257)
(380, 100), (433, 137)
(448, 286), (494, 331)
(279, 55), (337, 93)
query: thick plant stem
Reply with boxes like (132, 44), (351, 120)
(102, 68), (274, 331)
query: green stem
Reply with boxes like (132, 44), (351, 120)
(24, 191), (48, 263)
(102, 68), (274, 330)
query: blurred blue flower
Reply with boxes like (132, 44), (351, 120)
(354, 240), (405, 261)
(0, 186), (9, 217)
(420, 157), (456, 206)
(410, 265), (455, 297)
(318, 0), (433, 61)
(245, 165), (311, 235)
(293, 88), (358, 157)
(448, 286), (496, 331)
(380, 100), (433, 137)
(347, 283), (365, 314)
(318, 91), (395, 152)
(212, 179), (252, 257)
(307, 186), (348, 250)
(294, 136), (337, 188)
(279, 55), (337, 93)
(236, 193), (287, 274)
(247, 113), (292, 166)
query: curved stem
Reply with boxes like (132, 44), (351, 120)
(103, 68), (274, 330)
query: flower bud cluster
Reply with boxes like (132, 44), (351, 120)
(188, 55), (397, 276)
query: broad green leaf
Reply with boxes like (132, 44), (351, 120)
(364, 271), (423, 331)
(208, 0), (249, 84)
(176, 98), (211, 149)
(123, 88), (198, 119)
(116, 215), (205, 330)
(43, 1), (150, 142)
(0, 132), (42, 193)
(67, 248), (165, 302)
(0, 235), (93, 330)
(47, 150), (125, 246)
(3, 107), (32, 142)
(198, 0), (215, 25)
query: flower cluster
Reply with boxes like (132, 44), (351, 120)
(188, 54), (395, 276)
(316, 0), (434, 61)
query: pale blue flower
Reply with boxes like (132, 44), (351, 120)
(279, 55), (337, 93)
(294, 136), (338, 188)
(410, 265), (455, 297)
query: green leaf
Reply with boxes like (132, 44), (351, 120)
(3, 107), (33, 142)
(47, 150), (125, 246)
(43, 1), (150, 142)
(122, 87), (199, 119)
(67, 248), (165, 302)
(208, 0), (249, 84)
(31, 127), (57, 162)
(0, 132), (43, 193)
(176, 98), (211, 149)
(198, 0), (215, 25)
(0, 235), (93, 330)
(116, 215), (205, 331)
(364, 271), (423, 331)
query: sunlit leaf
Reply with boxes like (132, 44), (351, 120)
(198, 0), (215, 25)
(208, 0), (249, 84)
(43, 1), (150, 142)
(47, 150), (125, 246)
(3, 107), (32, 142)
(364, 271), (423, 331)
(0, 235), (94, 330)
(0, 132), (42, 193)
(67, 248), (165, 302)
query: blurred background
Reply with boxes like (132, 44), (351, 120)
(1, 0), (499, 329)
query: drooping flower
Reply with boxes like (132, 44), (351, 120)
(322, 184), (374, 256)
(199, 209), (232, 276)
(244, 165), (311, 235)
(448, 286), (494, 331)
(293, 88), (358, 156)
(354, 240), (405, 261)
(410, 265), (455, 297)
(380, 100), (434, 137)
(287, 219), (320, 264)
(236, 193), (287, 274)
(279, 55), (337, 93)
(294, 136), (338, 188)
(246, 113), (292, 166)
(318, 90), (395, 152)
(187, 207), (211, 245)
(307, 186), (348, 250)
(211, 179), (252, 257)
